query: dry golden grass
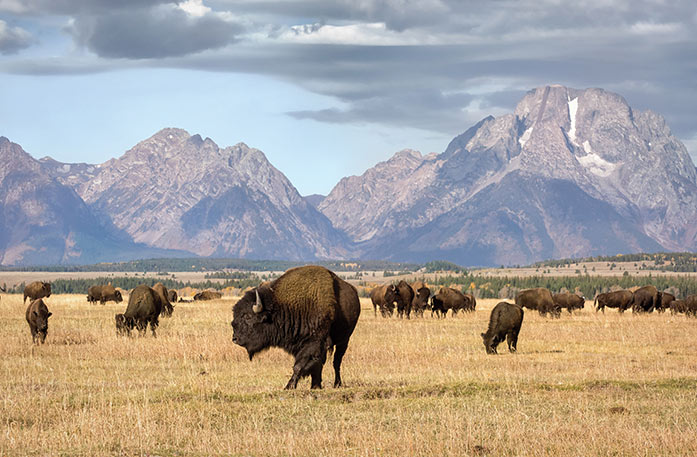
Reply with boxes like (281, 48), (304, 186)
(1, 294), (696, 456)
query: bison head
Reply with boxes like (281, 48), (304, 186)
(115, 290), (123, 303)
(41, 282), (51, 298)
(481, 332), (498, 354)
(231, 287), (275, 360)
(115, 313), (134, 336)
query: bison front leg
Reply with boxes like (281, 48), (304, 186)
(285, 340), (327, 390)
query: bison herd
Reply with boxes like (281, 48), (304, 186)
(6, 271), (697, 390)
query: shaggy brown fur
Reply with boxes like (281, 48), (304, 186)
(231, 265), (360, 390)
(24, 281), (51, 304)
(369, 284), (397, 317)
(481, 302), (523, 354)
(152, 283), (174, 317)
(515, 288), (559, 317)
(87, 284), (122, 305)
(194, 290), (222, 301)
(115, 285), (161, 337)
(26, 298), (52, 344)
(595, 290), (633, 313)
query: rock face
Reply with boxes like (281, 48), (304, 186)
(319, 85), (697, 265)
(0, 137), (180, 265)
(53, 128), (348, 260)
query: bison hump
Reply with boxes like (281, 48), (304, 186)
(271, 266), (337, 321)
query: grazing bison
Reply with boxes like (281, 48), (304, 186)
(553, 293), (585, 314)
(87, 284), (123, 305)
(670, 299), (687, 315)
(481, 302), (524, 354)
(515, 288), (559, 317)
(194, 290), (222, 301)
(152, 283), (174, 317)
(231, 265), (361, 389)
(395, 280), (415, 319)
(431, 287), (468, 318)
(167, 289), (178, 304)
(411, 281), (431, 317)
(594, 290), (633, 313)
(369, 284), (397, 317)
(463, 293), (477, 312)
(682, 295), (697, 317)
(26, 298), (52, 344)
(23, 281), (51, 304)
(631, 285), (661, 313)
(115, 285), (161, 337)
(656, 292), (675, 313)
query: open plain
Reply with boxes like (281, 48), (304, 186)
(1, 293), (696, 456)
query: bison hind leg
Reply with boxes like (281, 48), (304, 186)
(507, 331), (518, 353)
(332, 341), (349, 388)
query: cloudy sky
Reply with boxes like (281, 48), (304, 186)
(1, 0), (696, 195)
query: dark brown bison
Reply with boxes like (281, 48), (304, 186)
(515, 288), (559, 317)
(410, 281), (431, 317)
(594, 290), (633, 313)
(656, 292), (675, 313)
(26, 298), (52, 344)
(231, 265), (361, 389)
(481, 302), (524, 354)
(681, 295), (697, 317)
(115, 285), (162, 337)
(670, 299), (687, 315)
(395, 280), (415, 319)
(194, 290), (222, 301)
(553, 293), (585, 314)
(167, 289), (178, 304)
(431, 287), (469, 318)
(23, 281), (51, 304)
(631, 285), (661, 313)
(152, 283), (174, 317)
(369, 284), (397, 317)
(463, 293), (477, 312)
(87, 284), (123, 305)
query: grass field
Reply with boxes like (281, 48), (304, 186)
(1, 293), (696, 456)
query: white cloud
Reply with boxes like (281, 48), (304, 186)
(178, 0), (211, 18)
(279, 22), (440, 46)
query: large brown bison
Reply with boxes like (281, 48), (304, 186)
(23, 281), (51, 304)
(515, 288), (559, 317)
(594, 290), (633, 313)
(431, 287), (469, 318)
(630, 285), (661, 313)
(369, 284), (397, 317)
(481, 302), (524, 354)
(115, 285), (162, 337)
(194, 290), (222, 301)
(152, 283), (174, 317)
(87, 284), (123, 305)
(552, 293), (585, 314)
(395, 280), (415, 319)
(656, 292), (676, 313)
(231, 265), (361, 389)
(26, 298), (52, 344)
(411, 281), (431, 318)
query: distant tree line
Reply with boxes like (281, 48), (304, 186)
(423, 273), (697, 299)
(531, 252), (697, 272)
(4, 276), (262, 295)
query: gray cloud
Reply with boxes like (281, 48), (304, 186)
(0, 20), (32, 54)
(67, 4), (244, 59)
(1, 0), (696, 151)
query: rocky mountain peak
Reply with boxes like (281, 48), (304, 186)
(319, 84), (697, 265)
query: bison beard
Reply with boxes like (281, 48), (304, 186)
(231, 266), (360, 390)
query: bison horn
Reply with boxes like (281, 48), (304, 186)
(253, 289), (263, 314)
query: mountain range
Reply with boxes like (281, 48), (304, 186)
(2, 85), (695, 266)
